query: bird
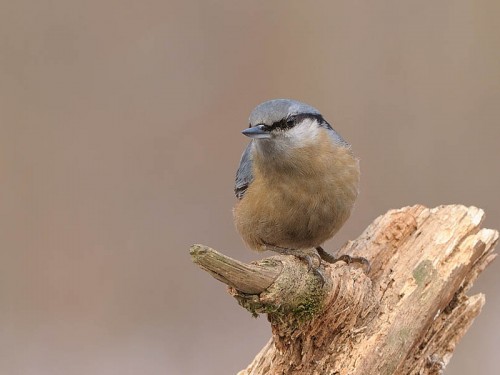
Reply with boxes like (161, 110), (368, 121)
(233, 99), (368, 282)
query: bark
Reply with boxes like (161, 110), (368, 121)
(190, 205), (498, 375)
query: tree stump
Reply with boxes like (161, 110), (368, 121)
(190, 205), (498, 375)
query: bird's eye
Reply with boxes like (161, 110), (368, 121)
(286, 119), (294, 127)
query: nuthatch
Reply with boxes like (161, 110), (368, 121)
(233, 99), (368, 281)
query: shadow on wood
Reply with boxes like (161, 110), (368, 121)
(190, 205), (498, 375)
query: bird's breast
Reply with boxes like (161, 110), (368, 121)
(234, 133), (359, 251)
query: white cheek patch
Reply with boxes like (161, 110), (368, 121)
(285, 118), (320, 146)
(258, 118), (322, 156)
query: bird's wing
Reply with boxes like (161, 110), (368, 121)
(234, 142), (254, 200)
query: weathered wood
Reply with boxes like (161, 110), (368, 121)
(190, 245), (281, 294)
(190, 205), (498, 374)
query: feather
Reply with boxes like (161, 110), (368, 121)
(234, 142), (254, 200)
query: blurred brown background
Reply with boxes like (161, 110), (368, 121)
(1, 1), (499, 374)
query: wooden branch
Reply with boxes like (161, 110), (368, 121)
(190, 205), (498, 374)
(190, 245), (281, 294)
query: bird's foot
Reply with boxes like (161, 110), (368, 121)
(265, 244), (325, 286)
(316, 246), (371, 273)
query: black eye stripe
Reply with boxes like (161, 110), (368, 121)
(266, 113), (325, 131)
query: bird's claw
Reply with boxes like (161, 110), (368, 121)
(304, 253), (322, 272)
(264, 243), (326, 286)
(312, 266), (326, 286)
(298, 253), (325, 286)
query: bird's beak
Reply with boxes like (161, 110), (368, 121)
(241, 125), (271, 139)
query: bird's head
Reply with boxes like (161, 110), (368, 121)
(242, 99), (346, 155)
